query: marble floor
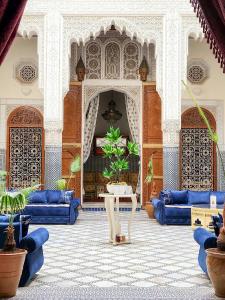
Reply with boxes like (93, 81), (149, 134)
(15, 210), (216, 299)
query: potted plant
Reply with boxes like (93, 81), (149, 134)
(183, 80), (225, 298)
(102, 127), (139, 195)
(56, 155), (81, 191)
(0, 173), (38, 298)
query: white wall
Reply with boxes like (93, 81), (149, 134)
(0, 36), (42, 100)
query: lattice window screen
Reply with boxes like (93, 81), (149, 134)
(181, 128), (214, 190)
(123, 42), (139, 79)
(105, 42), (120, 79)
(9, 127), (42, 189)
(86, 42), (101, 79)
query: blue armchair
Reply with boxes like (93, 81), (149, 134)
(193, 227), (217, 274)
(0, 215), (49, 286)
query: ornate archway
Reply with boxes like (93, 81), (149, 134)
(181, 107), (216, 190)
(7, 106), (44, 189)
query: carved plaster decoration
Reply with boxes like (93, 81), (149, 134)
(24, 0), (194, 16)
(62, 16), (163, 95)
(187, 59), (209, 84)
(6, 105), (43, 118)
(18, 15), (44, 92)
(181, 16), (203, 83)
(44, 120), (62, 147)
(83, 81), (141, 114)
(162, 119), (180, 147)
(15, 61), (38, 84)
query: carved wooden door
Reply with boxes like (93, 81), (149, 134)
(62, 82), (82, 198)
(7, 106), (44, 189)
(142, 84), (163, 207)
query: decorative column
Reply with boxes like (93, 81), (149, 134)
(43, 12), (64, 189)
(162, 13), (182, 190)
(0, 105), (6, 171)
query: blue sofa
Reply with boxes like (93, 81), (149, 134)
(152, 190), (225, 225)
(0, 215), (49, 286)
(194, 227), (217, 274)
(23, 190), (80, 224)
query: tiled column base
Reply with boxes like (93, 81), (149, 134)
(0, 149), (6, 171)
(45, 146), (62, 189)
(217, 150), (225, 191)
(163, 146), (179, 190)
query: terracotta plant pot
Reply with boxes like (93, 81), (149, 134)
(0, 249), (27, 298)
(145, 202), (155, 219)
(206, 248), (225, 298)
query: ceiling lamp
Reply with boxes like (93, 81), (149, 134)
(102, 92), (122, 124)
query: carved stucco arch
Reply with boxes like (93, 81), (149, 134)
(62, 15), (163, 97)
(18, 15), (45, 92)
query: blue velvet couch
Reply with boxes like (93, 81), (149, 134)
(193, 227), (217, 274)
(152, 190), (225, 225)
(0, 215), (49, 286)
(23, 190), (80, 224)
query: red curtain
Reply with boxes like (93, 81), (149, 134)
(0, 0), (27, 65)
(190, 0), (225, 73)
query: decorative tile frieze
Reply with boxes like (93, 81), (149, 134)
(45, 146), (62, 189)
(163, 147), (179, 190)
(162, 120), (180, 147)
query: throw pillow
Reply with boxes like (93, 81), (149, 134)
(28, 191), (48, 204)
(61, 190), (74, 204)
(159, 190), (172, 205)
(170, 190), (188, 204)
(210, 191), (225, 205)
(47, 190), (62, 204)
(188, 191), (210, 205)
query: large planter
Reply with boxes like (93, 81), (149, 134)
(206, 248), (225, 298)
(107, 184), (132, 195)
(0, 249), (27, 298)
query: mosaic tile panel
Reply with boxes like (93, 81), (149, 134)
(0, 149), (6, 171)
(45, 146), (62, 189)
(163, 147), (179, 190)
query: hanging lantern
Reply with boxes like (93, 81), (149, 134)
(76, 57), (86, 81)
(102, 91), (122, 124)
(139, 56), (149, 82)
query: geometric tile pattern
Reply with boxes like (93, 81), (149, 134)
(20, 211), (213, 291)
(217, 150), (225, 191)
(0, 148), (6, 171)
(163, 147), (179, 190)
(44, 146), (62, 189)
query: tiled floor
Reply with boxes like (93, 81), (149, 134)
(23, 210), (212, 290)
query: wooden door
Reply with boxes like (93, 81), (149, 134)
(62, 82), (82, 198)
(142, 83), (163, 207)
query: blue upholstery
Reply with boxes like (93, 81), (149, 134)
(188, 191), (210, 205)
(28, 191), (48, 204)
(193, 227), (217, 275)
(170, 190), (188, 204)
(211, 191), (225, 204)
(24, 190), (80, 224)
(0, 216), (49, 286)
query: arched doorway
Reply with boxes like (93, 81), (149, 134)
(181, 107), (216, 190)
(83, 89), (140, 202)
(7, 106), (44, 189)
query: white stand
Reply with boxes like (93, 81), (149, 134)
(99, 193), (137, 246)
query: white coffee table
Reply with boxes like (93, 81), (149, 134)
(99, 193), (137, 245)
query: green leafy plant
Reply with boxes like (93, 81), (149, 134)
(66, 155), (81, 190)
(145, 154), (154, 184)
(56, 179), (67, 190)
(0, 173), (39, 252)
(102, 127), (139, 183)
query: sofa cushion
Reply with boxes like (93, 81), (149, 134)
(164, 204), (192, 218)
(24, 204), (70, 216)
(28, 191), (47, 204)
(60, 190), (74, 204)
(188, 191), (210, 205)
(159, 190), (172, 204)
(170, 190), (188, 204)
(210, 191), (225, 205)
(47, 190), (62, 204)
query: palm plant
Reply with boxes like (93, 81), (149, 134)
(102, 127), (139, 183)
(0, 173), (39, 252)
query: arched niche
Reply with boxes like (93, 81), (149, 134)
(180, 107), (216, 191)
(7, 106), (44, 189)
